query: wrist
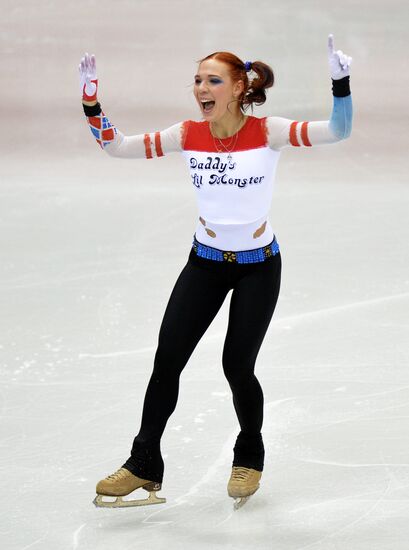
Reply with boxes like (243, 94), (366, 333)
(331, 75), (350, 97)
(83, 101), (102, 117)
(82, 99), (98, 106)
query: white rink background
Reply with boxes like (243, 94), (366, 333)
(1, 1), (409, 549)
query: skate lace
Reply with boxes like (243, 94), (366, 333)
(231, 467), (251, 481)
(106, 467), (129, 481)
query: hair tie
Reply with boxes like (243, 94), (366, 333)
(244, 61), (252, 72)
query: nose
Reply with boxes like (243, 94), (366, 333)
(198, 80), (209, 93)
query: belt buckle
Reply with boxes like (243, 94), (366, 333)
(223, 251), (237, 263)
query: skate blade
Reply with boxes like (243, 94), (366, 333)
(93, 491), (166, 508)
(233, 496), (250, 510)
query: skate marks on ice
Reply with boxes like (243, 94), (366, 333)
(287, 478), (393, 550)
(139, 430), (240, 525)
(72, 523), (87, 550)
(78, 345), (156, 360)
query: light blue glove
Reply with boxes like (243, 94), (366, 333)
(328, 34), (352, 80)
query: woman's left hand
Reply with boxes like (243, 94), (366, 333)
(328, 34), (352, 80)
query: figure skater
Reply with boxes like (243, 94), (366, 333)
(79, 33), (352, 509)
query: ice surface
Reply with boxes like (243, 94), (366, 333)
(1, 1), (409, 549)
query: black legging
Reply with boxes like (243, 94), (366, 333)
(123, 242), (282, 482)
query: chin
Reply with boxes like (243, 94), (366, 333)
(203, 111), (221, 121)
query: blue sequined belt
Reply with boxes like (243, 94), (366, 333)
(191, 234), (280, 264)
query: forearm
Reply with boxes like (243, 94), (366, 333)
(82, 101), (184, 158)
(328, 76), (352, 139)
(82, 101), (119, 152)
(304, 77), (353, 144)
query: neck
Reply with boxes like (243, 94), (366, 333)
(210, 110), (247, 139)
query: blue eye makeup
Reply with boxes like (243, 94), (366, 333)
(194, 76), (223, 85)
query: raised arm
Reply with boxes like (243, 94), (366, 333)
(267, 34), (353, 150)
(79, 53), (183, 158)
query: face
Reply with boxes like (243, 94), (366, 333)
(193, 59), (244, 122)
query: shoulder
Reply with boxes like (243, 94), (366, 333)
(181, 119), (211, 151)
(242, 115), (269, 147)
(265, 116), (293, 150)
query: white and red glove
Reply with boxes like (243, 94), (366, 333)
(327, 34), (352, 80)
(79, 52), (98, 102)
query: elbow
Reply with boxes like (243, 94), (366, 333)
(333, 124), (352, 140)
(102, 131), (123, 157)
(103, 142), (118, 157)
(342, 120), (353, 140)
(344, 126), (352, 139)
(329, 116), (353, 141)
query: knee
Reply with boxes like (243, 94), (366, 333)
(222, 350), (255, 386)
(152, 343), (187, 379)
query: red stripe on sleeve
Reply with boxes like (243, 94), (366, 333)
(289, 121), (300, 146)
(301, 122), (312, 147)
(144, 133), (153, 159)
(154, 132), (164, 157)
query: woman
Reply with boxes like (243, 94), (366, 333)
(79, 34), (353, 509)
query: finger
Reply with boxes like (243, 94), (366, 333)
(328, 33), (334, 54)
(341, 53), (349, 70)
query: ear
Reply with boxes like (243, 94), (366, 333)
(233, 79), (245, 98)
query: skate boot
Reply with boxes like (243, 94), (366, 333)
(227, 466), (262, 510)
(93, 467), (166, 508)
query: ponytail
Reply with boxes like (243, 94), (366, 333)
(242, 60), (274, 112)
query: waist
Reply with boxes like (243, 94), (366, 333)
(195, 215), (275, 251)
(191, 233), (280, 264)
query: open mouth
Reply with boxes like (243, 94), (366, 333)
(201, 100), (215, 114)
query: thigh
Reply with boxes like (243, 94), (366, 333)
(157, 258), (230, 363)
(223, 255), (282, 364)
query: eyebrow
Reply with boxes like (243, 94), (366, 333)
(194, 74), (223, 78)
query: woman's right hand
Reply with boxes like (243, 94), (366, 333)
(79, 52), (98, 103)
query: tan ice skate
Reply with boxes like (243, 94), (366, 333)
(227, 466), (262, 510)
(93, 467), (166, 508)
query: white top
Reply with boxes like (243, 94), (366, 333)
(86, 110), (343, 250)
